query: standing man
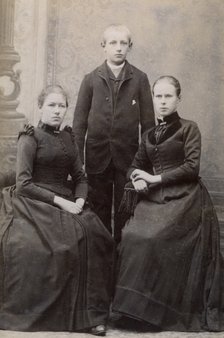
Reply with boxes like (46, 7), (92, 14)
(73, 24), (155, 243)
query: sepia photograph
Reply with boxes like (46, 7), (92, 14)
(0, 0), (224, 337)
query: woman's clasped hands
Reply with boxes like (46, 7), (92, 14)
(54, 196), (85, 214)
(131, 169), (161, 192)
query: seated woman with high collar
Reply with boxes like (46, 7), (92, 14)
(112, 76), (224, 332)
(0, 85), (114, 336)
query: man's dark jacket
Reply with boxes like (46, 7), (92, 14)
(73, 61), (155, 174)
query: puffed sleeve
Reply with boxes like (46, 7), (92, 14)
(16, 134), (55, 204)
(161, 121), (201, 185)
(127, 132), (153, 179)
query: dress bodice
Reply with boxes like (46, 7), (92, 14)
(32, 126), (75, 188)
(128, 112), (201, 185)
(16, 123), (87, 204)
(146, 118), (186, 175)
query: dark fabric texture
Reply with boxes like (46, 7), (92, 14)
(0, 124), (114, 332)
(112, 114), (224, 331)
(16, 122), (88, 204)
(118, 181), (139, 218)
(73, 60), (155, 240)
(73, 60), (155, 174)
(88, 160), (127, 243)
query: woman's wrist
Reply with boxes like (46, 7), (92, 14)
(151, 174), (162, 184)
(76, 198), (85, 207)
(54, 195), (62, 206)
(143, 173), (161, 184)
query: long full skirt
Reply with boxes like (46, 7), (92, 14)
(112, 181), (224, 331)
(0, 186), (114, 331)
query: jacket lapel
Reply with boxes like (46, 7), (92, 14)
(97, 61), (109, 82)
(121, 61), (133, 81)
(97, 61), (133, 83)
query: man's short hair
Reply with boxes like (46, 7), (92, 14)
(102, 24), (132, 47)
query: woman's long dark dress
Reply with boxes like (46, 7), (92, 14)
(112, 112), (224, 332)
(0, 122), (114, 332)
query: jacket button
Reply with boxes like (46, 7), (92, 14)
(155, 147), (158, 151)
(106, 97), (109, 101)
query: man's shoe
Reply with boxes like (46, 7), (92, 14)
(90, 324), (106, 336)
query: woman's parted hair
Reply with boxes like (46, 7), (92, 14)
(38, 85), (69, 108)
(152, 76), (181, 97)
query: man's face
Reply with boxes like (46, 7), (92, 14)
(103, 29), (131, 65)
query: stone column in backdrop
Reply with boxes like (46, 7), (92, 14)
(0, 0), (27, 176)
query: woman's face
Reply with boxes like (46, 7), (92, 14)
(40, 93), (67, 127)
(153, 81), (180, 118)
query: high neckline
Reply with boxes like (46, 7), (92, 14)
(106, 60), (125, 70)
(157, 111), (180, 125)
(106, 60), (125, 78)
(38, 120), (60, 134)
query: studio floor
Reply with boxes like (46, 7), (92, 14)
(0, 326), (223, 338)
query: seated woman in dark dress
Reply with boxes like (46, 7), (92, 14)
(0, 85), (114, 336)
(112, 76), (224, 332)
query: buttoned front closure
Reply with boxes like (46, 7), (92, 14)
(73, 61), (155, 174)
(146, 127), (186, 175)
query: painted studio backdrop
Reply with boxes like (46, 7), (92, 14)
(0, 0), (223, 249)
